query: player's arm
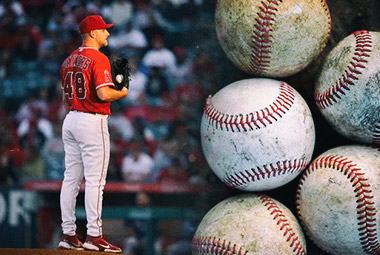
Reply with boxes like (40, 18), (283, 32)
(97, 86), (128, 102)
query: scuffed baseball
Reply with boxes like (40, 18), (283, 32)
(200, 78), (315, 191)
(296, 145), (380, 255)
(192, 194), (307, 255)
(116, 74), (123, 83)
(315, 30), (380, 145)
(215, 0), (331, 77)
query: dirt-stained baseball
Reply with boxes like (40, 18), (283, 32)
(116, 74), (123, 83)
(215, 0), (331, 78)
(200, 78), (315, 191)
(296, 145), (380, 255)
(192, 193), (307, 255)
(315, 30), (380, 145)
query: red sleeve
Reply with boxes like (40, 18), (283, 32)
(92, 52), (115, 90)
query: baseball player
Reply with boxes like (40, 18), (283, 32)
(58, 15), (130, 253)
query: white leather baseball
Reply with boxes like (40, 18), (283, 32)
(215, 0), (331, 77)
(200, 78), (315, 191)
(296, 145), (380, 255)
(116, 74), (123, 83)
(315, 30), (380, 145)
(192, 193), (307, 255)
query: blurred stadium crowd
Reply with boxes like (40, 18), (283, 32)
(0, 0), (224, 187)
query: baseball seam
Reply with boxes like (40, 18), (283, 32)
(204, 82), (295, 132)
(314, 30), (372, 110)
(223, 158), (308, 189)
(374, 121), (380, 144)
(249, 0), (331, 75)
(259, 194), (306, 255)
(248, 0), (281, 74)
(191, 236), (248, 255)
(296, 155), (380, 254)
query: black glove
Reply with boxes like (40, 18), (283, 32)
(111, 57), (131, 90)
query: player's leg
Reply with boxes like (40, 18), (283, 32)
(76, 113), (122, 252)
(59, 113), (85, 249)
(76, 114), (110, 237)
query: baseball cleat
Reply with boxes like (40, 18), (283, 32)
(58, 234), (84, 250)
(83, 235), (122, 253)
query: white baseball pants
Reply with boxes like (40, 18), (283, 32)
(60, 110), (110, 237)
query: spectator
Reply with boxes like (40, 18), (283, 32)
(155, 157), (189, 184)
(0, 103), (25, 173)
(86, 0), (109, 17)
(0, 0), (24, 18)
(171, 125), (200, 158)
(168, 46), (193, 89)
(173, 74), (207, 105)
(17, 107), (53, 149)
(0, 139), (18, 185)
(140, 11), (165, 48)
(151, 136), (175, 181)
(141, 34), (176, 72)
(15, 93), (37, 122)
(109, 0), (134, 29)
(46, 84), (66, 123)
(61, 2), (87, 32)
(124, 93), (153, 122)
(121, 141), (154, 183)
(0, 50), (14, 79)
(18, 144), (45, 183)
(171, 101), (200, 137)
(145, 66), (170, 106)
(62, 28), (82, 56)
(188, 150), (215, 185)
(165, 220), (195, 255)
(131, 116), (157, 155)
(41, 122), (65, 180)
(13, 22), (42, 62)
(108, 105), (134, 142)
(108, 21), (148, 57)
(0, 4), (22, 52)
(107, 151), (123, 181)
(38, 26), (65, 82)
(33, 87), (50, 118)
(192, 49), (218, 95)
(133, 1), (167, 35)
(123, 191), (152, 254)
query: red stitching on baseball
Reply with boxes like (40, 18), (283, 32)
(373, 121), (380, 145)
(258, 194), (306, 255)
(191, 236), (248, 255)
(248, 0), (281, 74)
(203, 82), (295, 132)
(248, 0), (331, 74)
(223, 158), (308, 188)
(296, 155), (380, 254)
(315, 30), (372, 109)
(320, 0), (332, 52)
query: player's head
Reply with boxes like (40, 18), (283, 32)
(79, 15), (114, 49)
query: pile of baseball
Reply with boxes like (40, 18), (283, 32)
(192, 1), (380, 255)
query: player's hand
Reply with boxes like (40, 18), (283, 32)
(111, 57), (131, 90)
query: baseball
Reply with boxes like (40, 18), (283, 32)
(200, 78), (315, 191)
(215, 0), (331, 78)
(192, 193), (307, 255)
(315, 30), (380, 145)
(116, 74), (123, 83)
(296, 145), (380, 255)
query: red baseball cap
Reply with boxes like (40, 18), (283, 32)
(79, 15), (114, 34)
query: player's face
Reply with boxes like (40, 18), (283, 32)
(94, 29), (110, 48)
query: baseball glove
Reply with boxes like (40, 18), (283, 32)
(111, 57), (131, 90)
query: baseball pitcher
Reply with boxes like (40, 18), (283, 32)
(58, 15), (130, 253)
